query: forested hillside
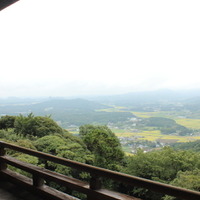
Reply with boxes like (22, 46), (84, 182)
(0, 114), (199, 200)
(141, 117), (192, 136)
(171, 140), (200, 152)
(1, 92), (200, 155)
(0, 98), (135, 128)
(92, 89), (200, 117)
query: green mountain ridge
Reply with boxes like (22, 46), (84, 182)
(0, 98), (134, 128)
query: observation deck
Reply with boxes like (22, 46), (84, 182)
(0, 141), (200, 200)
(0, 1), (200, 199)
(0, 181), (43, 200)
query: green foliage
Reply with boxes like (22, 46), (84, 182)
(1, 113), (200, 200)
(7, 139), (39, 178)
(14, 113), (38, 137)
(125, 147), (200, 181)
(80, 125), (125, 171)
(172, 140), (200, 152)
(123, 147), (200, 199)
(0, 129), (24, 142)
(144, 117), (176, 127)
(0, 99), (134, 128)
(15, 139), (37, 150)
(0, 115), (16, 130)
(15, 154), (39, 165)
(14, 113), (63, 137)
(142, 117), (192, 136)
(35, 135), (66, 154)
(35, 134), (93, 200)
(8, 153), (39, 178)
(35, 133), (94, 163)
(35, 134), (94, 178)
(163, 169), (200, 200)
(7, 139), (37, 160)
(173, 169), (200, 189)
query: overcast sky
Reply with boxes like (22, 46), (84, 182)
(0, 0), (200, 97)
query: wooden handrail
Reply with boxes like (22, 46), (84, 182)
(0, 141), (200, 200)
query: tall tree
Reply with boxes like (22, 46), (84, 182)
(14, 113), (63, 137)
(123, 147), (200, 200)
(0, 115), (16, 130)
(79, 125), (125, 171)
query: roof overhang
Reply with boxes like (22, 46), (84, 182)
(0, 0), (19, 11)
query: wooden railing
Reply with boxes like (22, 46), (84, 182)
(0, 141), (200, 200)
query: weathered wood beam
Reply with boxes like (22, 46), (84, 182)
(0, 145), (7, 170)
(1, 141), (200, 200)
(0, 169), (79, 200)
(1, 156), (140, 200)
(0, 0), (19, 11)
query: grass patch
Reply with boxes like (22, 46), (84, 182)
(176, 119), (200, 129)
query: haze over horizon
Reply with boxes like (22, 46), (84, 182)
(1, 0), (200, 98)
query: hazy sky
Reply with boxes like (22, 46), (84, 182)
(0, 0), (200, 97)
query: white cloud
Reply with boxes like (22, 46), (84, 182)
(0, 0), (200, 97)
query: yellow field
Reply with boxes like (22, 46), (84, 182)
(125, 152), (134, 156)
(114, 130), (200, 143)
(131, 112), (156, 118)
(96, 107), (126, 112)
(131, 111), (200, 130)
(131, 111), (177, 119)
(115, 130), (160, 140)
(115, 130), (161, 137)
(176, 119), (200, 129)
(100, 107), (200, 142)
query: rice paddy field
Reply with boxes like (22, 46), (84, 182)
(131, 111), (179, 119)
(131, 111), (162, 118)
(96, 106), (127, 112)
(114, 129), (200, 143)
(86, 108), (200, 144)
(175, 119), (200, 129)
(113, 110), (200, 143)
(132, 111), (200, 130)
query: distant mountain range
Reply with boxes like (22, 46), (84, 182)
(0, 98), (134, 128)
(91, 89), (200, 105)
(1, 89), (200, 127)
(2, 89), (200, 106)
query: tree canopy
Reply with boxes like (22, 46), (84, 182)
(14, 113), (63, 137)
(0, 114), (200, 200)
(0, 115), (16, 130)
(79, 124), (125, 171)
(123, 147), (200, 199)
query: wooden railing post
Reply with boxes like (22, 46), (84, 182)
(0, 144), (7, 171)
(32, 174), (44, 188)
(87, 174), (102, 200)
(90, 175), (101, 190)
(1, 141), (200, 200)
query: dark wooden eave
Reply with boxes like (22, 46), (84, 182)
(0, 0), (19, 11)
